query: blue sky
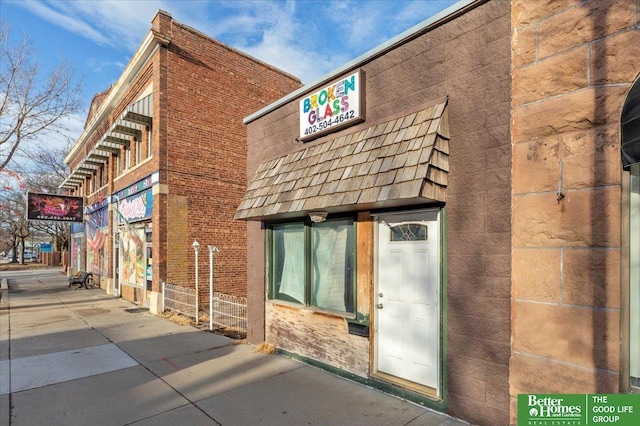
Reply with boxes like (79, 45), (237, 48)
(1, 0), (461, 161)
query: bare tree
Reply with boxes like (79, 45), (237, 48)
(23, 140), (73, 190)
(0, 189), (30, 264)
(0, 22), (82, 169)
(23, 141), (74, 252)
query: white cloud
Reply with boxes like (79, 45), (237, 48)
(212, 1), (332, 82)
(10, 0), (154, 51)
(86, 58), (126, 74)
(9, 0), (461, 87)
(12, 0), (113, 46)
(23, 111), (83, 154)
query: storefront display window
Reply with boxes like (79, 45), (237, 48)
(120, 227), (145, 287)
(86, 205), (108, 277)
(71, 236), (84, 273)
(145, 229), (152, 289)
(269, 218), (355, 313)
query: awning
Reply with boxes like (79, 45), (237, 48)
(88, 149), (111, 162)
(59, 94), (154, 191)
(83, 158), (105, 166)
(97, 139), (124, 153)
(112, 120), (142, 138)
(69, 171), (85, 180)
(235, 98), (450, 221)
(622, 80), (640, 169)
(74, 169), (94, 176)
(78, 163), (99, 172)
(60, 182), (78, 189)
(60, 174), (84, 189)
(122, 93), (153, 126)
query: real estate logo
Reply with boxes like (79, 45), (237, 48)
(520, 394), (584, 424)
(518, 394), (640, 426)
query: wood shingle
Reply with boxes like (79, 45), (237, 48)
(235, 98), (450, 220)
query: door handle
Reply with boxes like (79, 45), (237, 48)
(376, 303), (383, 309)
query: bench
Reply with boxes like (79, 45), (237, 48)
(68, 271), (94, 289)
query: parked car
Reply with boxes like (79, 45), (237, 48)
(21, 250), (37, 261)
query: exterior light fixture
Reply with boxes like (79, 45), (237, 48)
(208, 245), (220, 331)
(308, 211), (328, 223)
(192, 240), (200, 323)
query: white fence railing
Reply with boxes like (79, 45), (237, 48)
(162, 282), (247, 334)
(212, 292), (247, 333)
(162, 282), (197, 320)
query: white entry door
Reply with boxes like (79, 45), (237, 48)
(375, 210), (440, 390)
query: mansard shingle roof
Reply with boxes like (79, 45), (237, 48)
(235, 98), (450, 221)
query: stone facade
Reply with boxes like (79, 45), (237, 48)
(511, 0), (640, 423)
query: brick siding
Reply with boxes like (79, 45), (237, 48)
(66, 11), (301, 302)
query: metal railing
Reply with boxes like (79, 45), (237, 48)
(211, 292), (247, 333)
(162, 282), (197, 320)
(162, 282), (247, 334)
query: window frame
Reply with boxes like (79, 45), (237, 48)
(125, 146), (131, 169)
(266, 215), (357, 316)
(135, 136), (141, 165)
(625, 164), (640, 391)
(146, 125), (152, 159)
(622, 75), (640, 393)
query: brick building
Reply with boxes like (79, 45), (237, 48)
(61, 10), (300, 308)
(235, 1), (640, 425)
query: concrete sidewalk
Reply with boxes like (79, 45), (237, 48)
(0, 269), (468, 426)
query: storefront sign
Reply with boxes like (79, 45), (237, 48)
(518, 394), (640, 425)
(86, 197), (109, 214)
(115, 175), (154, 200)
(299, 70), (365, 141)
(26, 192), (84, 223)
(117, 189), (152, 223)
(70, 222), (84, 235)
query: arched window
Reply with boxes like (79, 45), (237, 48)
(622, 78), (640, 169)
(622, 76), (640, 391)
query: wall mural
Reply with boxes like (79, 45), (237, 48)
(86, 207), (108, 276)
(71, 236), (84, 272)
(120, 227), (144, 287)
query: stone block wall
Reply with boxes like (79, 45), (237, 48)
(511, 0), (640, 423)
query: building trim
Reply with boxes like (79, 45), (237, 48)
(64, 30), (165, 164)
